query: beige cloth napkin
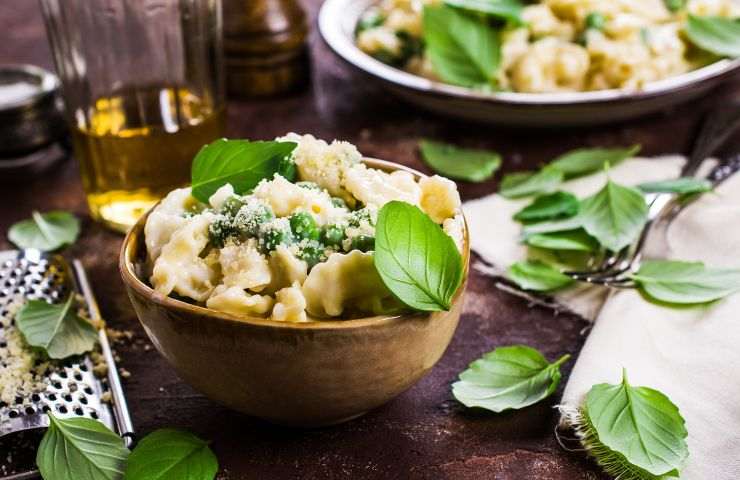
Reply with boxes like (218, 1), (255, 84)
(463, 157), (740, 479)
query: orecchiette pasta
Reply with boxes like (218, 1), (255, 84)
(219, 239), (271, 292)
(272, 283), (308, 322)
(206, 285), (274, 317)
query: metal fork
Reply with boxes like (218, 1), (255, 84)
(564, 104), (740, 285)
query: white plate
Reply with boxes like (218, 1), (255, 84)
(319, 0), (740, 127)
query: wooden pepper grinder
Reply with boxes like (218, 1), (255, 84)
(223, 0), (309, 97)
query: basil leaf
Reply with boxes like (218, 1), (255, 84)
(499, 167), (564, 199)
(579, 179), (648, 252)
(125, 429), (218, 480)
(547, 145), (640, 179)
(521, 215), (584, 236)
(630, 260), (740, 304)
(584, 370), (688, 477)
(685, 15), (740, 58)
(419, 139), (501, 182)
(452, 345), (570, 412)
(17, 296), (98, 359)
(637, 177), (712, 195)
(37, 413), (129, 480)
(507, 260), (574, 291)
(443, 0), (523, 23)
(524, 229), (598, 252)
(423, 5), (500, 87)
(190, 139), (297, 202)
(374, 201), (463, 311)
(664, 0), (685, 12)
(513, 191), (579, 222)
(8, 211), (80, 252)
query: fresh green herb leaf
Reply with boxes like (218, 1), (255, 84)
(452, 345), (570, 412)
(630, 259), (740, 304)
(686, 15), (740, 57)
(513, 191), (579, 222)
(125, 429), (218, 480)
(507, 260), (574, 291)
(419, 139), (501, 182)
(17, 296), (98, 360)
(190, 139), (297, 202)
(664, 0), (685, 12)
(584, 12), (606, 30)
(423, 5), (501, 87)
(547, 145), (640, 178)
(584, 370), (688, 477)
(37, 413), (129, 480)
(637, 177), (712, 195)
(524, 229), (598, 252)
(443, 0), (523, 23)
(500, 167), (564, 199)
(521, 215), (584, 236)
(374, 201), (463, 311)
(578, 179), (648, 252)
(8, 211), (80, 252)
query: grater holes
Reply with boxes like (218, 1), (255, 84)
(57, 405), (68, 414)
(24, 406), (35, 415)
(8, 410), (19, 418)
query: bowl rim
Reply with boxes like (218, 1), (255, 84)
(119, 157), (470, 332)
(318, 0), (740, 106)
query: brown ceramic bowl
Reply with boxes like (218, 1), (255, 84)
(119, 159), (469, 427)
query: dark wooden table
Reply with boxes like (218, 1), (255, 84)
(2, 2), (738, 479)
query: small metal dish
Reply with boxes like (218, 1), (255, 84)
(318, 0), (740, 127)
(0, 64), (65, 156)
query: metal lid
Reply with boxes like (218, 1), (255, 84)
(0, 64), (65, 157)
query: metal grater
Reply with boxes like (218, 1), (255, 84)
(0, 249), (133, 480)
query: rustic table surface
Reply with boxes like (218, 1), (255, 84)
(1, 1), (738, 479)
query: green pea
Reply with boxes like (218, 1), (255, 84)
(289, 212), (320, 241)
(259, 224), (293, 253)
(220, 196), (246, 217)
(208, 216), (237, 248)
(233, 203), (274, 238)
(331, 197), (347, 209)
(585, 12), (605, 31)
(351, 235), (375, 252)
(298, 240), (325, 268)
(321, 224), (346, 248)
(348, 208), (374, 228)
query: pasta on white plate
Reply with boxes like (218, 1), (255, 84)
(356, 0), (740, 93)
(145, 134), (464, 322)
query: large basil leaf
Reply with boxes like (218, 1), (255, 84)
(585, 371), (688, 477)
(630, 260), (740, 304)
(513, 191), (579, 222)
(452, 345), (570, 412)
(423, 5), (500, 87)
(578, 179), (648, 252)
(17, 296), (98, 359)
(507, 260), (573, 291)
(125, 429), (218, 480)
(374, 201), (463, 311)
(499, 167), (564, 199)
(524, 229), (598, 252)
(190, 139), (297, 202)
(419, 139), (501, 182)
(521, 215), (584, 236)
(637, 177), (712, 195)
(37, 413), (130, 480)
(8, 211), (80, 252)
(547, 145), (640, 178)
(443, 0), (523, 23)
(685, 15), (740, 58)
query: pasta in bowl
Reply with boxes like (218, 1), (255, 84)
(119, 134), (469, 426)
(319, 0), (740, 125)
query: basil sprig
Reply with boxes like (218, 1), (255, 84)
(37, 413), (130, 480)
(582, 370), (688, 478)
(17, 296), (98, 360)
(507, 260), (574, 292)
(452, 345), (570, 412)
(125, 429), (218, 480)
(685, 15), (740, 58)
(190, 139), (297, 202)
(374, 201), (463, 311)
(638, 177), (712, 195)
(423, 5), (501, 88)
(513, 191), (579, 222)
(419, 139), (501, 182)
(630, 259), (740, 304)
(8, 210), (80, 252)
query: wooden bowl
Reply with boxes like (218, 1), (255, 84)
(119, 159), (469, 427)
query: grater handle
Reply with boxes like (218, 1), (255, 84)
(72, 260), (135, 447)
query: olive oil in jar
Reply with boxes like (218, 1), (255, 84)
(72, 86), (225, 232)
